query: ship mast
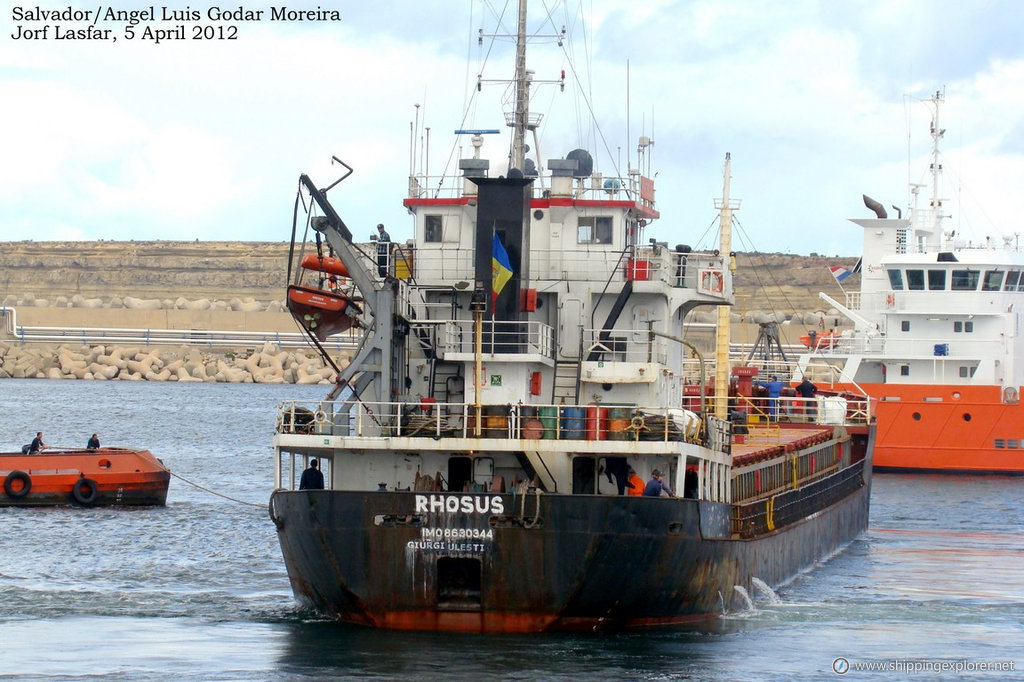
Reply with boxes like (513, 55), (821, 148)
(927, 90), (946, 238)
(713, 153), (738, 420)
(510, 0), (529, 171)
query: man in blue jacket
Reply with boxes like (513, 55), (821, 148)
(643, 469), (674, 497)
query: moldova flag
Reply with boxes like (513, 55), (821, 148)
(492, 235), (513, 305)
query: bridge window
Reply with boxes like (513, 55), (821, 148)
(983, 270), (1005, 292)
(907, 269), (925, 290)
(425, 215), (442, 243)
(577, 217), (613, 245)
(951, 270), (979, 291)
(887, 269), (904, 290)
(1005, 271), (1020, 291)
(928, 269), (946, 290)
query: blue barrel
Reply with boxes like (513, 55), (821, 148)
(560, 406), (586, 440)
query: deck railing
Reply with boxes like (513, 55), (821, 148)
(275, 400), (708, 444)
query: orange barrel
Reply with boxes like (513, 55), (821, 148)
(585, 405), (607, 440)
(606, 407), (632, 441)
(538, 407), (558, 439)
(483, 405), (509, 438)
(560, 407), (586, 440)
(520, 406), (544, 439)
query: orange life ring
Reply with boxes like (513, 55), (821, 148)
(701, 270), (724, 293)
(885, 294), (895, 306)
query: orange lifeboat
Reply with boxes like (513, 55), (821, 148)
(1, 447), (169, 507)
(287, 284), (361, 341)
(800, 330), (840, 349)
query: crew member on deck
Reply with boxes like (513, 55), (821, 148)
(755, 375), (784, 420)
(643, 469), (674, 497)
(28, 432), (47, 454)
(626, 468), (644, 496)
(372, 223), (391, 276)
(299, 458), (325, 490)
(87, 433), (100, 450)
(795, 377), (818, 420)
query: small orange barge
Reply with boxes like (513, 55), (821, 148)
(1, 447), (170, 507)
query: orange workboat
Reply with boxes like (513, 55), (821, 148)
(1, 447), (170, 507)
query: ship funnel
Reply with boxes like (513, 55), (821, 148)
(862, 195), (887, 219)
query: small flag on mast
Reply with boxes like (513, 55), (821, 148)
(829, 259), (861, 283)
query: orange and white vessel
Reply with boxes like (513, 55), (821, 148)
(1, 447), (170, 506)
(796, 91), (1024, 473)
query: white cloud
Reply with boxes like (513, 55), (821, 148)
(2, 0), (1023, 256)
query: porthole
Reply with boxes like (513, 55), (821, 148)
(912, 412), (921, 421)
(963, 413), (972, 422)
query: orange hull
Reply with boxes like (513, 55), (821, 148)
(833, 383), (1024, 473)
(0, 447), (170, 506)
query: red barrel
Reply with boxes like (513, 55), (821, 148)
(585, 405), (607, 440)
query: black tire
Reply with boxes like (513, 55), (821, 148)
(4, 471), (32, 498)
(72, 477), (99, 506)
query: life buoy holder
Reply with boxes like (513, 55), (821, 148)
(4, 470), (31, 498)
(885, 294), (895, 307)
(314, 410), (328, 425)
(700, 270), (724, 293)
(1003, 387), (1019, 404)
(72, 477), (99, 506)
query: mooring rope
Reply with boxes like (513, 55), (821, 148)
(161, 466), (265, 509)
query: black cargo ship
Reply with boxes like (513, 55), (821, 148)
(268, 0), (872, 632)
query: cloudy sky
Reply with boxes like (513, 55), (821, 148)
(3, 0), (1023, 257)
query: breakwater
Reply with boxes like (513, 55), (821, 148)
(0, 341), (345, 384)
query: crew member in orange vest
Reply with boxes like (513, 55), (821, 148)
(626, 468), (644, 496)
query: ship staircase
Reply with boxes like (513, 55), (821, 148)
(405, 289), (466, 410)
(552, 359), (580, 404)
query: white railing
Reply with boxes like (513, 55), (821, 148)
(0, 307), (357, 350)
(275, 399), (707, 443)
(438, 319), (554, 358)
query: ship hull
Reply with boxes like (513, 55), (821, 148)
(845, 383), (1024, 473)
(270, 459), (870, 633)
(0, 448), (170, 507)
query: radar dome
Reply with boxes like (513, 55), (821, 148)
(566, 149), (593, 178)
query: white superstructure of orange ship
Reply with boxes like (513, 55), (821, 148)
(796, 91), (1024, 474)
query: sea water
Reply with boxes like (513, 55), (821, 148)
(0, 379), (1021, 680)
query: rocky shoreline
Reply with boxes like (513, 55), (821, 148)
(0, 341), (346, 384)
